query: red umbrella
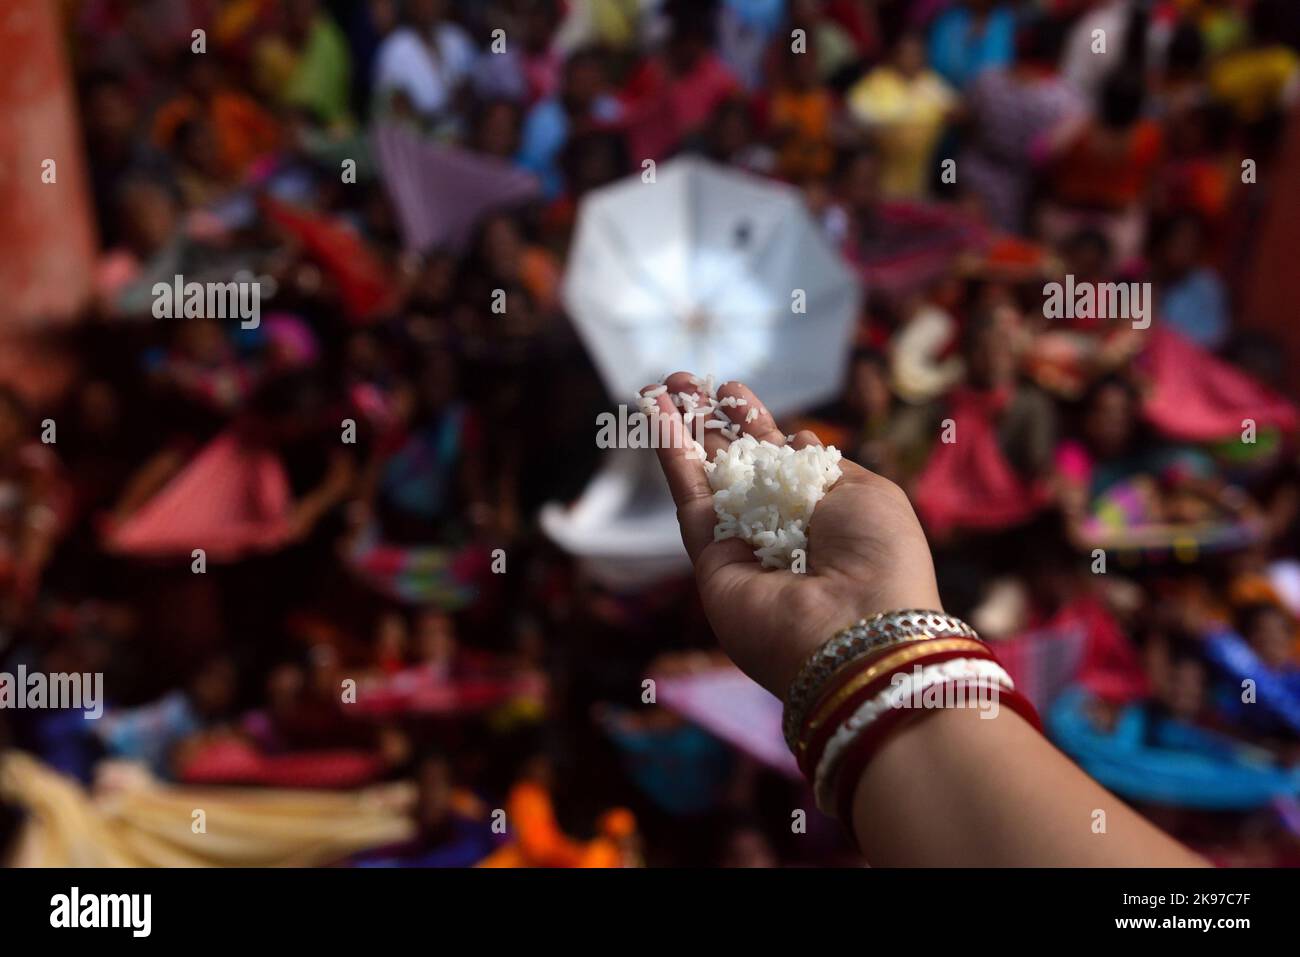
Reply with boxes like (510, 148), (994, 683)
(261, 196), (399, 323)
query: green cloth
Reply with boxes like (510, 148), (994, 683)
(285, 16), (352, 126)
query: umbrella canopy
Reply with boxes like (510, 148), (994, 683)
(654, 665), (799, 779)
(371, 123), (541, 254)
(1139, 325), (1298, 442)
(538, 446), (691, 587)
(562, 156), (861, 414)
(106, 431), (293, 562)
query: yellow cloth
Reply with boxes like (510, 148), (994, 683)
(588, 0), (641, 48)
(847, 67), (955, 199)
(213, 0), (270, 48)
(1210, 46), (1300, 125)
(1, 751), (413, 867)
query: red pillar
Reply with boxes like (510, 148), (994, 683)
(0, 0), (98, 332)
(1239, 103), (1300, 399)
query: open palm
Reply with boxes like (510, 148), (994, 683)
(643, 374), (942, 697)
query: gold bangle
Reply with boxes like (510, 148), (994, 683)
(797, 637), (989, 753)
(782, 610), (978, 750)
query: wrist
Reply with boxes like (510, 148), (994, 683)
(780, 588), (945, 699)
(781, 609), (973, 749)
(777, 609), (1048, 840)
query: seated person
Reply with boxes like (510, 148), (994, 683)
(349, 752), (500, 868)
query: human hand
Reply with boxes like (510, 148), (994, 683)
(642, 373), (942, 698)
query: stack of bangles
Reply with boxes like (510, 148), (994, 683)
(783, 610), (1044, 826)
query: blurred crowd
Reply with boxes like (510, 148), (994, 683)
(3, 0), (1300, 866)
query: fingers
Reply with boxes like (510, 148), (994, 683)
(790, 430), (823, 450)
(641, 388), (709, 502)
(661, 372), (731, 464)
(640, 379), (716, 563)
(640, 375), (802, 581)
(714, 381), (785, 446)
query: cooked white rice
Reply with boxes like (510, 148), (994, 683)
(707, 435), (842, 569)
(661, 377), (842, 569)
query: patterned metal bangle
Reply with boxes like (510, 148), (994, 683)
(797, 637), (991, 760)
(781, 610), (979, 750)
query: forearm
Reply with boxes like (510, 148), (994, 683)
(643, 372), (1204, 867)
(848, 706), (1208, 867)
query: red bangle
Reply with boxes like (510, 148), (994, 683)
(797, 638), (992, 745)
(796, 645), (1000, 778)
(832, 682), (1043, 827)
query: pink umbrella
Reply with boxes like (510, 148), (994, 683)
(654, 666), (800, 778)
(106, 431), (293, 562)
(1140, 325), (1298, 442)
(371, 122), (541, 253)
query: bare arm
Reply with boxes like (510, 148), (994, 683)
(642, 373), (1207, 867)
(852, 706), (1205, 866)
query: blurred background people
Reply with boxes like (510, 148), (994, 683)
(3, 0), (1300, 868)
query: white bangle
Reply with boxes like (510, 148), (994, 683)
(812, 658), (1015, 814)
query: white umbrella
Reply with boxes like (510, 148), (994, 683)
(562, 155), (861, 415)
(539, 445), (690, 588)
(544, 157), (861, 586)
